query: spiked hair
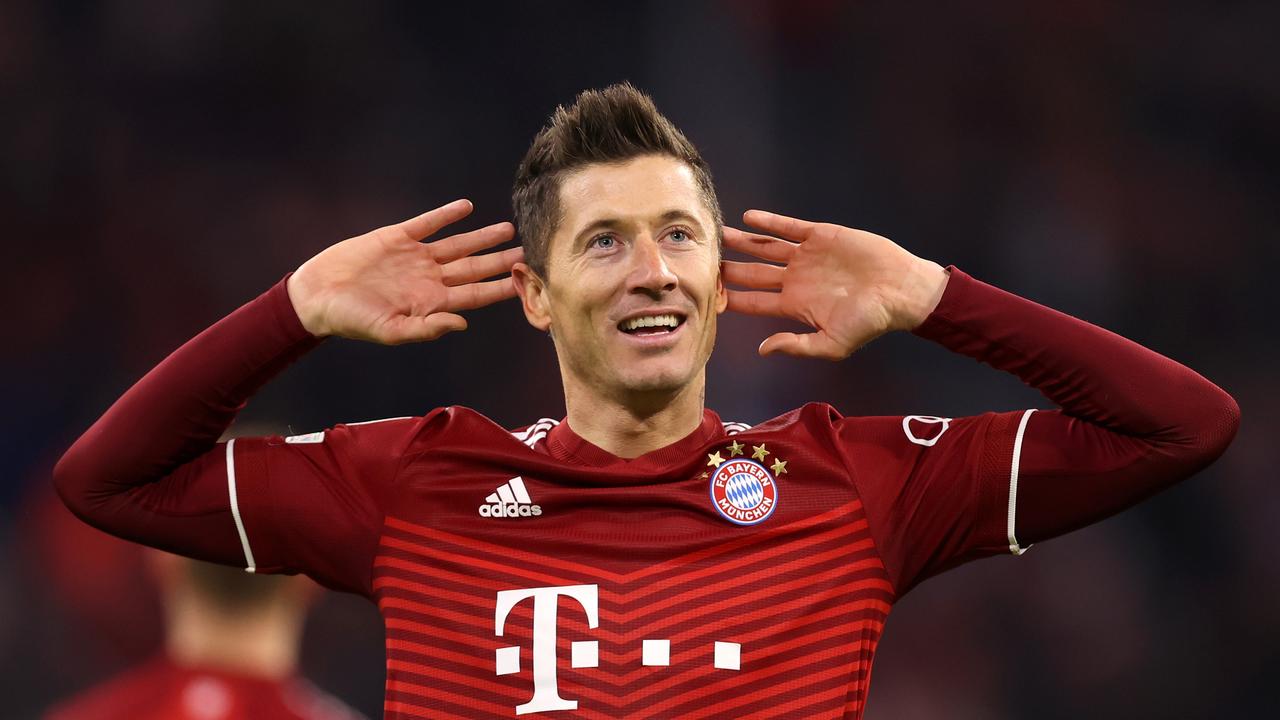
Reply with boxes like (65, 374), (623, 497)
(512, 82), (721, 278)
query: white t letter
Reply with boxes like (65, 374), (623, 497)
(495, 584), (599, 715)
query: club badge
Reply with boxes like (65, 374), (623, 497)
(705, 440), (784, 526)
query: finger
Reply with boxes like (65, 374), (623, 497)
(380, 312), (468, 345)
(742, 209), (818, 242)
(726, 289), (784, 317)
(445, 276), (518, 311)
(721, 259), (784, 290)
(430, 221), (517, 264)
(759, 331), (847, 360)
(397, 199), (474, 242)
(441, 246), (525, 286)
(723, 226), (798, 263)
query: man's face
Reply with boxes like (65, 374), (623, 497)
(515, 155), (726, 400)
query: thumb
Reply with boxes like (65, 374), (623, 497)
(383, 312), (468, 344)
(758, 331), (847, 360)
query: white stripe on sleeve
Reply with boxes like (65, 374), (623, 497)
(1007, 409), (1038, 556)
(225, 439), (257, 573)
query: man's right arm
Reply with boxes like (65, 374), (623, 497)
(54, 200), (522, 594)
(53, 276), (322, 567)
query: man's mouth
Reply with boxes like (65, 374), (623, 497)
(617, 313), (688, 336)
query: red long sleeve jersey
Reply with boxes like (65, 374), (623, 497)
(55, 267), (1240, 719)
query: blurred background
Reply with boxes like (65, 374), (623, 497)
(3, 0), (1276, 717)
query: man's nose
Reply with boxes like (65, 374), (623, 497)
(629, 235), (678, 295)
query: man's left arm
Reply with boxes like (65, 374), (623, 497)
(723, 210), (1240, 549)
(905, 264), (1238, 546)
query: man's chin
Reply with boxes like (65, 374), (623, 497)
(616, 367), (696, 396)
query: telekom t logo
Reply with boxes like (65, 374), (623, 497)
(494, 583), (742, 715)
(494, 584), (599, 715)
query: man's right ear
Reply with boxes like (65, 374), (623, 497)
(511, 262), (552, 332)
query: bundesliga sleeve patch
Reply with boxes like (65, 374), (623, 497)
(284, 431), (325, 444)
(902, 415), (952, 446)
(705, 440), (783, 526)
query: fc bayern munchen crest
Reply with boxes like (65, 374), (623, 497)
(709, 458), (779, 526)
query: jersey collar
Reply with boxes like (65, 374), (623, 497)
(546, 409), (724, 471)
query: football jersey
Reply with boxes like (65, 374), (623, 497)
(225, 401), (1033, 719)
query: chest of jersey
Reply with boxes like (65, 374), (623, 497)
(371, 434), (893, 719)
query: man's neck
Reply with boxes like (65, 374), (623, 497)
(562, 371), (707, 459)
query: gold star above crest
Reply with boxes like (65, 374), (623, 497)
(727, 440), (745, 457)
(752, 444), (769, 461)
(771, 458), (788, 475)
(707, 451), (725, 467)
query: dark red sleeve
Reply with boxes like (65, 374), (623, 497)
(228, 415), (430, 595)
(832, 410), (1026, 595)
(52, 277), (421, 596)
(836, 266), (1240, 595)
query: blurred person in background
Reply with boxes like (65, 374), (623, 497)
(44, 550), (365, 720)
(52, 83), (1240, 719)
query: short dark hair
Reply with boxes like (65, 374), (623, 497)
(512, 82), (722, 278)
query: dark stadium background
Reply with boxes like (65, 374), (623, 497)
(4, 1), (1277, 717)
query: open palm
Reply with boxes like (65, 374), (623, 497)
(723, 210), (947, 360)
(288, 199), (523, 344)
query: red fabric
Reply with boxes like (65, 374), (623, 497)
(832, 410), (1022, 595)
(53, 267), (1240, 718)
(44, 655), (364, 720)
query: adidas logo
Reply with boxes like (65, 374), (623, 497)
(478, 476), (542, 518)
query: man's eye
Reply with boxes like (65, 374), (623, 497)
(590, 235), (616, 249)
(670, 229), (690, 242)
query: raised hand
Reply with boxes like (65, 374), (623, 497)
(723, 210), (949, 360)
(287, 199), (523, 344)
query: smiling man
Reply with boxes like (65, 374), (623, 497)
(56, 84), (1240, 718)
(513, 152), (727, 454)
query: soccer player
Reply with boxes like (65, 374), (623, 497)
(55, 83), (1240, 718)
(45, 551), (365, 720)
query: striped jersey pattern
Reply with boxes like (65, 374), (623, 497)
(373, 498), (891, 719)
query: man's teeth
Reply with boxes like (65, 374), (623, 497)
(623, 314), (679, 331)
